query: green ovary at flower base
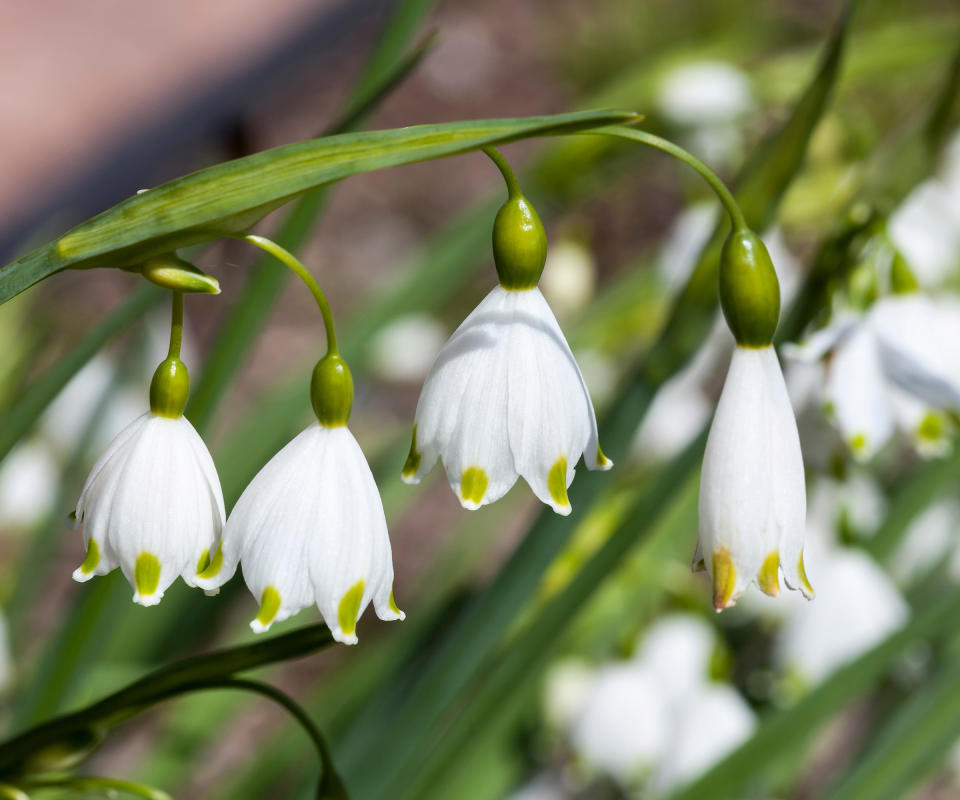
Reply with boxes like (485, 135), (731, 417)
(402, 147), (613, 515)
(72, 291), (226, 606)
(195, 235), (403, 644)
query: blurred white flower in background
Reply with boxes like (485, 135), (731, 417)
(657, 203), (717, 291)
(889, 131), (960, 287)
(785, 293), (960, 460)
(657, 62), (754, 126)
(571, 662), (670, 784)
(368, 314), (447, 383)
(0, 440), (59, 529)
(807, 471), (887, 543)
(543, 659), (595, 732)
(40, 354), (115, 455)
(648, 683), (756, 795)
(891, 500), (960, 586)
(540, 238), (596, 320)
(775, 548), (908, 687)
(656, 61), (753, 166)
(550, 614), (755, 794)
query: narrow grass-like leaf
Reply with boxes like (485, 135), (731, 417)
(396, 434), (707, 798)
(818, 657), (960, 800)
(666, 587), (960, 800)
(0, 110), (639, 303)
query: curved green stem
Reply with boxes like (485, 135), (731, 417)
(481, 147), (522, 198)
(232, 234), (339, 355)
(182, 679), (348, 799)
(598, 126), (748, 231)
(167, 292), (184, 359)
(22, 776), (170, 800)
(0, 624), (334, 776)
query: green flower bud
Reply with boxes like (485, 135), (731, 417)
(141, 254), (220, 294)
(150, 357), (190, 418)
(311, 354), (353, 427)
(718, 229), (781, 347)
(492, 194), (547, 290)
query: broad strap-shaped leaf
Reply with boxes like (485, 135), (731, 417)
(0, 110), (638, 303)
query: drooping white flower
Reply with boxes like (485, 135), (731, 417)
(73, 411), (225, 606)
(697, 345), (812, 610)
(402, 284), (611, 515)
(785, 293), (960, 459)
(197, 356), (403, 644)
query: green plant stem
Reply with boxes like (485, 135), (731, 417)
(22, 775), (171, 800)
(0, 624), (333, 776)
(481, 148), (522, 198)
(233, 234), (339, 356)
(598, 127), (748, 230)
(167, 292), (183, 359)
(181, 679), (347, 799)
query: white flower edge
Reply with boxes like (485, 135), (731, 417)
(196, 423), (403, 644)
(74, 412), (225, 606)
(402, 286), (611, 516)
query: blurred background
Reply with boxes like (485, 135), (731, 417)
(1, 0), (960, 798)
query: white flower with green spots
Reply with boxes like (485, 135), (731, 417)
(73, 412), (225, 606)
(696, 345), (812, 610)
(785, 294), (960, 459)
(195, 423), (403, 644)
(401, 285), (612, 515)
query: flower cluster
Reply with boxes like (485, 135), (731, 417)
(70, 157), (616, 642)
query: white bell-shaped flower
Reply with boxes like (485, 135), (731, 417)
(402, 285), (611, 514)
(403, 170), (611, 515)
(196, 355), (402, 644)
(697, 345), (812, 610)
(73, 388), (225, 606)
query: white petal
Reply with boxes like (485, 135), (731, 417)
(222, 423), (400, 643)
(760, 348), (810, 598)
(781, 314), (858, 363)
(869, 295), (960, 411)
(408, 286), (518, 508)
(698, 347), (773, 607)
(824, 326), (893, 460)
(506, 289), (594, 514)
